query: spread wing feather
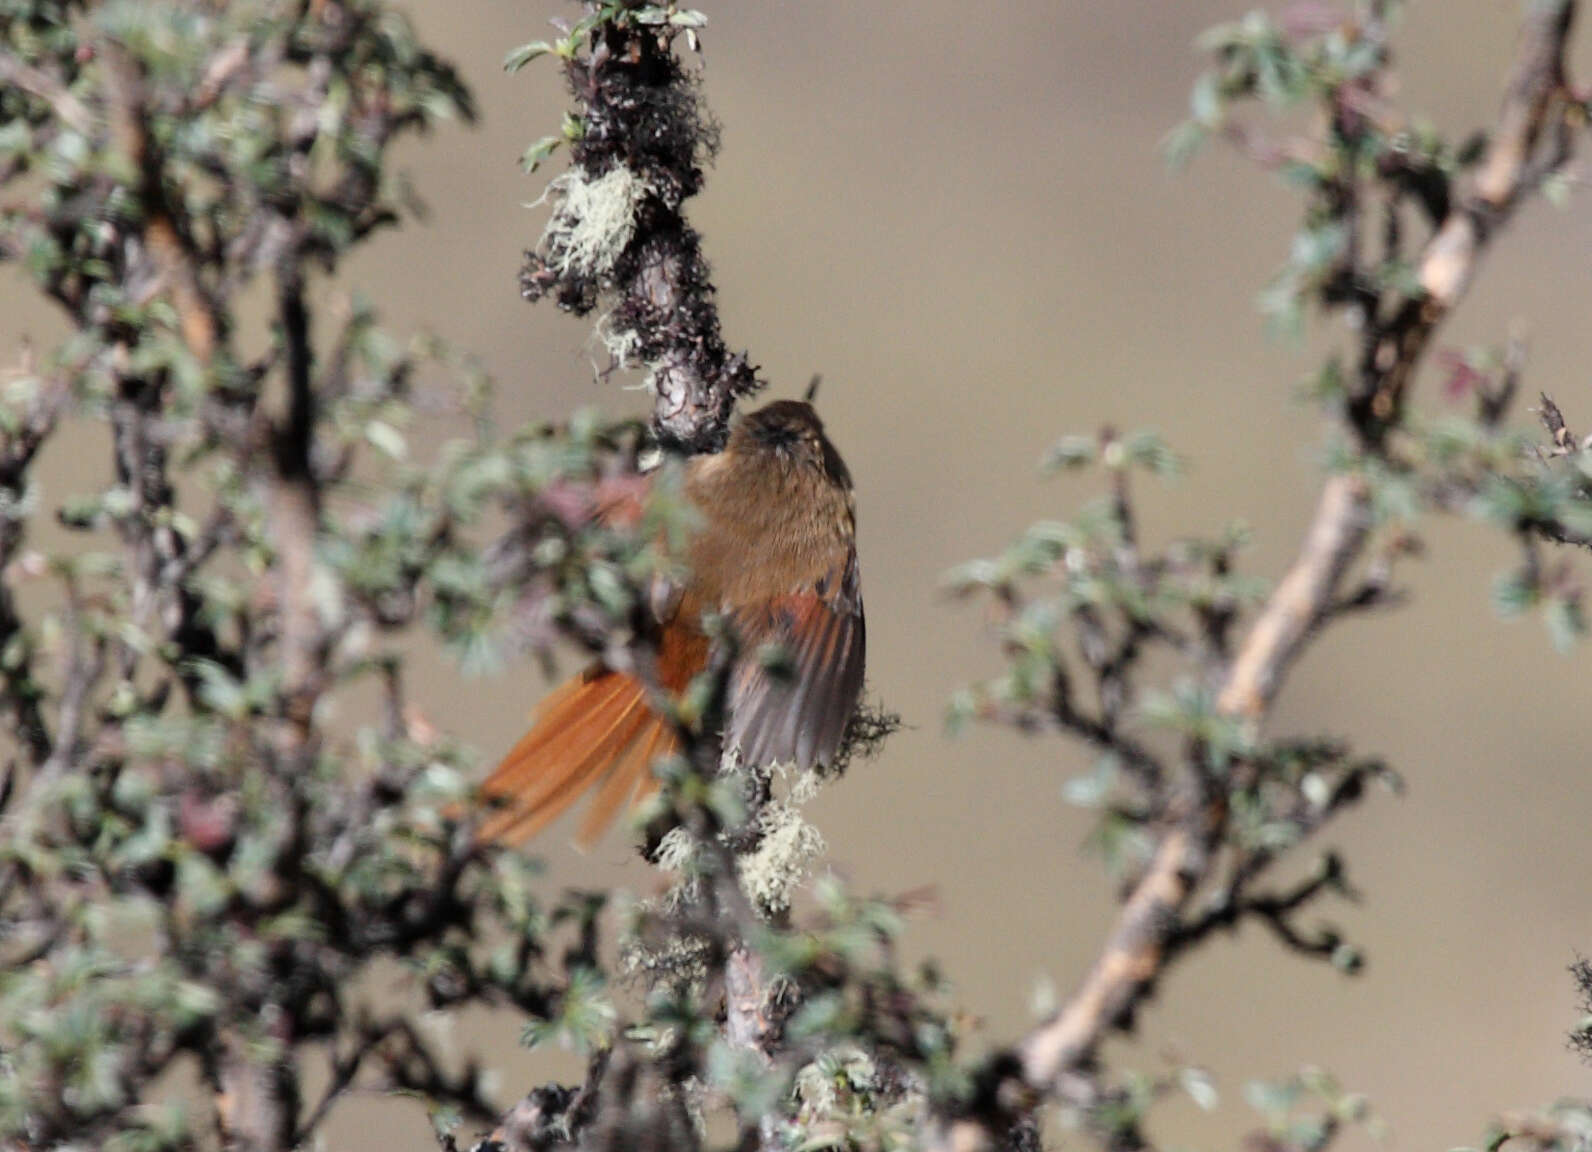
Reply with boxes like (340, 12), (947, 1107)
(726, 548), (864, 772)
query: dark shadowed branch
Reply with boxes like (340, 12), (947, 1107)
(519, 9), (759, 452)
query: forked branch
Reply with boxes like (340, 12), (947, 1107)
(938, 4), (1584, 1147)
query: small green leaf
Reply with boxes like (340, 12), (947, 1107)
(1042, 434), (1096, 472)
(1542, 170), (1573, 210)
(503, 40), (553, 72)
(1330, 942), (1364, 974)
(1163, 120), (1207, 169)
(1124, 430), (1184, 478)
(364, 420), (407, 460)
(1491, 569), (1535, 618)
(520, 136), (561, 173)
(1062, 757), (1118, 809)
(1544, 593), (1585, 654)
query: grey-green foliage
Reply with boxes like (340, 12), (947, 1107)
(4, 1), (1592, 1151)
(0, 1), (935, 1149)
(0, 1), (691, 1147)
(1169, 0), (1592, 646)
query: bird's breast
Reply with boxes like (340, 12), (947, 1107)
(683, 456), (854, 609)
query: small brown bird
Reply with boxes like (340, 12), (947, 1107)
(476, 399), (865, 846)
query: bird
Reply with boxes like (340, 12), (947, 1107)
(475, 398), (865, 847)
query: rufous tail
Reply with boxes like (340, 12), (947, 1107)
(476, 669), (677, 847)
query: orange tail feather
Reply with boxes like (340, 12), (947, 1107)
(479, 625), (707, 848)
(476, 670), (678, 847)
(575, 716), (671, 846)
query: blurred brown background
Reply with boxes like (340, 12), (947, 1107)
(9, 1), (1592, 1148)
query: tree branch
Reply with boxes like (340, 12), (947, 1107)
(1355, 0), (1577, 440)
(521, 14), (759, 452)
(936, 6), (1583, 1146)
(1217, 474), (1373, 721)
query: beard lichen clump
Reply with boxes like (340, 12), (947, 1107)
(536, 164), (653, 285)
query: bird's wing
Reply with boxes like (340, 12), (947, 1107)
(725, 545), (865, 772)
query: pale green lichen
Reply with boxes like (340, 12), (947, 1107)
(737, 798), (824, 917)
(537, 165), (651, 281)
(651, 824), (701, 877)
(593, 308), (646, 374)
(623, 756), (827, 980)
(790, 1045), (926, 1152)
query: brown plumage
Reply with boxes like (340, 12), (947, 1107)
(476, 399), (865, 847)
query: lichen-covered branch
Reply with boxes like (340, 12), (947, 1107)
(518, 5), (760, 451)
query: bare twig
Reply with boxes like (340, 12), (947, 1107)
(1173, 852), (1360, 969)
(268, 265), (324, 748)
(34, 576), (106, 787)
(1540, 392), (1577, 455)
